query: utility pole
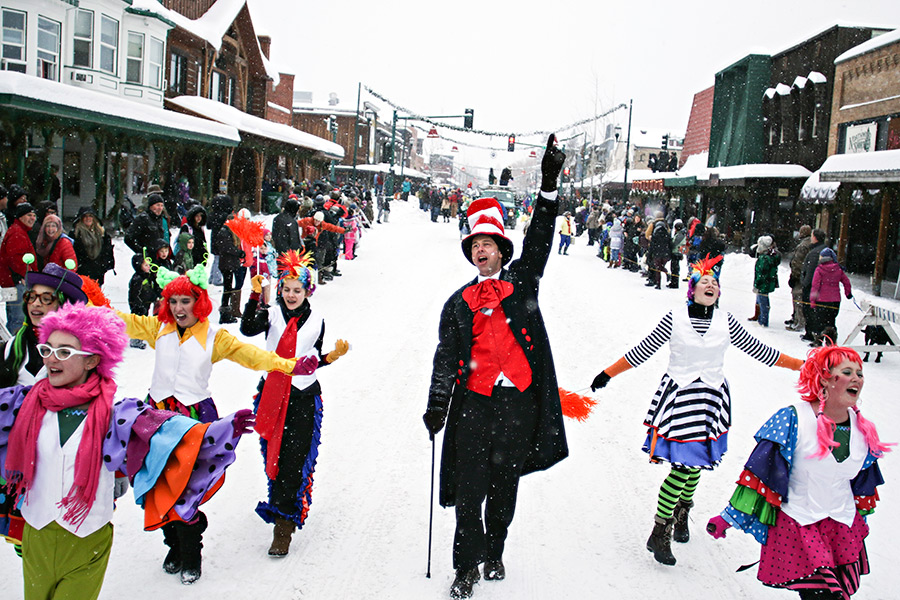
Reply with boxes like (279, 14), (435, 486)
(621, 99), (633, 206)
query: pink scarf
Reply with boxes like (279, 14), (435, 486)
(6, 373), (117, 529)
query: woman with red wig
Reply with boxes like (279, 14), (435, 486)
(0, 303), (255, 598)
(708, 345), (891, 600)
(115, 263), (311, 584)
(590, 255), (804, 567)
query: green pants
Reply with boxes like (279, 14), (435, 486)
(22, 521), (113, 600)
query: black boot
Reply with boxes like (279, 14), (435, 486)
(178, 513), (208, 585)
(673, 500), (693, 543)
(646, 516), (676, 565)
(268, 517), (296, 557)
(162, 523), (181, 574)
(450, 567), (480, 599)
(484, 560), (505, 581)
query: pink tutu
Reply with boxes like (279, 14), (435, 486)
(759, 510), (869, 598)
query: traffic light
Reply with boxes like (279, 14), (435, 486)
(661, 134), (669, 150)
(507, 135), (516, 152)
(464, 108), (474, 129)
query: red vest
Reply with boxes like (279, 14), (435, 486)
(462, 280), (532, 395)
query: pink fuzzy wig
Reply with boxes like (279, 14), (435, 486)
(798, 344), (893, 459)
(38, 302), (127, 379)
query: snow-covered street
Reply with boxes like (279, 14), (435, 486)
(3, 199), (897, 599)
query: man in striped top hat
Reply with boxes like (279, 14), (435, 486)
(424, 135), (567, 599)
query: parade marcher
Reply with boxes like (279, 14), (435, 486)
(72, 207), (114, 286)
(786, 225), (813, 332)
(115, 265), (309, 583)
(708, 345), (890, 600)
(558, 211), (574, 255)
(751, 235), (780, 328)
(0, 302), (256, 598)
(424, 135), (567, 599)
(810, 247), (852, 345)
(0, 203), (38, 333)
(240, 251), (349, 556)
(590, 255), (803, 567)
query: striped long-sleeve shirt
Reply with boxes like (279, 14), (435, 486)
(624, 309), (780, 368)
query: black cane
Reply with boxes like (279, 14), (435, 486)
(427, 433), (435, 578)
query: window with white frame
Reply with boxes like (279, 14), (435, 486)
(169, 51), (187, 94)
(73, 9), (93, 68)
(1, 9), (27, 73)
(149, 37), (163, 88)
(99, 15), (117, 74)
(126, 32), (143, 84)
(210, 70), (220, 100)
(37, 16), (61, 81)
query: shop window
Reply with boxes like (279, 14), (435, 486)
(1, 9), (26, 73)
(169, 51), (187, 94)
(126, 32), (143, 84)
(37, 16), (60, 81)
(99, 15), (118, 74)
(73, 9), (93, 68)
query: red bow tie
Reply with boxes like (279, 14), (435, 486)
(462, 279), (514, 312)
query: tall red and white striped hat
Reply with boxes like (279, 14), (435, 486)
(461, 197), (514, 265)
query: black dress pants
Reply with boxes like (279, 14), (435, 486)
(453, 386), (539, 570)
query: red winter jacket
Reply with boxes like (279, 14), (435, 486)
(810, 262), (851, 307)
(40, 236), (78, 271)
(0, 219), (37, 287)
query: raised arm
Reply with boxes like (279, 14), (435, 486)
(591, 311), (674, 390)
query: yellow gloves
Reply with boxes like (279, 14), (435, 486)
(251, 274), (265, 294)
(326, 339), (350, 363)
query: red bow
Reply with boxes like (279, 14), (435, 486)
(462, 279), (513, 312)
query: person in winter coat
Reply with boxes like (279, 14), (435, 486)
(272, 197), (302, 255)
(4, 184), (28, 228)
(590, 255), (802, 567)
(685, 217), (704, 266)
(623, 212), (641, 271)
(586, 207), (601, 246)
(72, 207), (114, 286)
(0, 302), (256, 595)
(34, 214), (77, 271)
(150, 239), (174, 273)
(342, 209), (359, 260)
(30, 201), (59, 246)
(697, 227), (725, 275)
(751, 235), (780, 327)
(127, 255), (158, 349)
(558, 211), (575, 255)
(125, 194), (169, 256)
(608, 216), (625, 266)
(115, 266), (308, 584)
(786, 225), (813, 332)
(0, 203), (38, 333)
(668, 219), (686, 288)
(646, 213), (670, 289)
(0, 184), (8, 245)
(707, 344), (889, 600)
(423, 136), (567, 600)
(212, 218), (245, 324)
(810, 247), (852, 343)
(800, 229), (827, 342)
(240, 251), (349, 556)
(174, 232), (196, 274)
(297, 212), (344, 285)
(180, 204), (208, 267)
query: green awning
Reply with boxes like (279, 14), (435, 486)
(665, 176), (698, 187)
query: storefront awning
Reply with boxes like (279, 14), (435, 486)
(819, 149), (900, 183)
(664, 176), (697, 187)
(336, 163), (430, 180)
(800, 170), (840, 203)
(0, 71), (240, 146)
(168, 95), (344, 160)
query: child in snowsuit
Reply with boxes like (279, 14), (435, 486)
(240, 251), (349, 556)
(174, 232), (195, 274)
(127, 255), (159, 349)
(0, 303), (255, 598)
(343, 210), (359, 260)
(708, 345), (890, 600)
(150, 239), (174, 273)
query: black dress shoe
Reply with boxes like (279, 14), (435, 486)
(484, 560), (505, 581)
(450, 567), (480, 599)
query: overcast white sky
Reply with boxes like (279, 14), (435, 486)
(247, 0), (895, 174)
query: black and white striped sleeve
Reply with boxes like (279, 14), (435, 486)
(727, 313), (780, 366)
(624, 311), (674, 367)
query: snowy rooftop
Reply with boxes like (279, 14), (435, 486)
(819, 149), (900, 182)
(0, 71), (239, 144)
(800, 169), (840, 202)
(168, 95), (344, 159)
(337, 163), (429, 180)
(835, 28), (900, 64)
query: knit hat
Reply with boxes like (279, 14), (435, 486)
(313, 211), (324, 222)
(8, 184), (27, 203)
(146, 193), (164, 208)
(461, 198), (514, 266)
(751, 235), (773, 254)
(14, 202), (35, 219)
(819, 247), (838, 263)
(25, 262), (88, 304)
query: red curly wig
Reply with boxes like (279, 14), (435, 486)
(157, 275), (213, 324)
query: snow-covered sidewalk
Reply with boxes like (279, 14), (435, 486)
(2, 199), (897, 599)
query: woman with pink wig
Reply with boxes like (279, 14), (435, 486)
(708, 345), (892, 600)
(0, 303), (255, 599)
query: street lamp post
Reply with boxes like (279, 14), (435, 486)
(621, 99), (633, 206)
